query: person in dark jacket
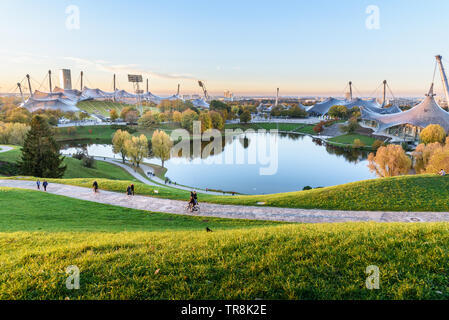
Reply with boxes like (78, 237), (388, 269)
(42, 180), (48, 192)
(131, 184), (135, 196)
(36, 179), (41, 190)
(93, 181), (99, 193)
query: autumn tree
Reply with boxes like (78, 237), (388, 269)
(152, 130), (173, 168)
(209, 110), (224, 129)
(125, 134), (149, 169)
(112, 129), (131, 163)
(239, 110), (251, 124)
(173, 111), (182, 123)
(110, 109), (119, 122)
(420, 124), (446, 144)
(138, 111), (161, 128)
(368, 144), (411, 177)
(328, 105), (348, 119)
(181, 109), (199, 131)
(198, 112), (212, 132)
(18, 115), (66, 178)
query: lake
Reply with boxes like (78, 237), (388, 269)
(61, 132), (376, 195)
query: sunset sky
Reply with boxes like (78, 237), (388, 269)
(1, 0), (449, 97)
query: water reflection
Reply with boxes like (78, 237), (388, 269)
(60, 133), (375, 195)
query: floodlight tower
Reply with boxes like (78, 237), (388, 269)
(128, 74), (143, 114)
(113, 74), (117, 91)
(436, 55), (449, 106)
(80, 71), (84, 91)
(177, 84), (180, 97)
(26, 74), (32, 96)
(198, 81), (210, 101)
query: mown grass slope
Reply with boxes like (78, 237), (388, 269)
(12, 174), (449, 211)
(2, 223), (449, 299)
(0, 188), (277, 232)
(0, 147), (136, 181)
(1, 188), (449, 300)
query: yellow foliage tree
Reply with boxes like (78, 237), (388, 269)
(173, 111), (182, 123)
(112, 130), (131, 163)
(420, 124), (446, 144)
(353, 139), (365, 149)
(368, 144), (411, 177)
(152, 130), (173, 168)
(124, 134), (149, 168)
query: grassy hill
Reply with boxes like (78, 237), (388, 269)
(0, 147), (136, 181)
(1, 188), (449, 300)
(16, 174), (449, 212)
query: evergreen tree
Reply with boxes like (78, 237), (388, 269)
(18, 115), (67, 178)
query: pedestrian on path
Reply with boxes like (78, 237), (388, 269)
(93, 181), (99, 193)
(36, 179), (40, 190)
(42, 180), (48, 192)
(126, 185), (132, 198)
(131, 184), (135, 196)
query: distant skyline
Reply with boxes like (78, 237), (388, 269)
(1, 0), (449, 98)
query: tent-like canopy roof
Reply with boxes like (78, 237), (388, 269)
(361, 84), (449, 132)
(307, 96), (402, 116)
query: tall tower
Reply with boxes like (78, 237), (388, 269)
(59, 69), (72, 90)
(436, 55), (449, 106)
(275, 88), (279, 107)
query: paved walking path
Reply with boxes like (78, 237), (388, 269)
(2, 179), (449, 223)
(93, 157), (227, 196)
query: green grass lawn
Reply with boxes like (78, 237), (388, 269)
(0, 147), (136, 181)
(77, 100), (158, 118)
(328, 134), (377, 148)
(1, 189), (449, 300)
(0, 188), (276, 233)
(9, 174), (449, 212)
(55, 123), (181, 143)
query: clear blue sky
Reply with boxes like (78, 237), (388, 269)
(1, 0), (449, 97)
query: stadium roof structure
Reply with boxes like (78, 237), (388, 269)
(361, 84), (449, 132)
(307, 97), (402, 116)
(191, 98), (210, 109)
(21, 86), (191, 113)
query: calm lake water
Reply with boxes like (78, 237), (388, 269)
(61, 132), (376, 195)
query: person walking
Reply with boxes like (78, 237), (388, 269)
(126, 185), (132, 198)
(93, 181), (99, 193)
(42, 180), (48, 192)
(131, 184), (135, 196)
(36, 179), (41, 190)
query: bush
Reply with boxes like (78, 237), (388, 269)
(372, 140), (384, 150)
(82, 156), (96, 169)
(353, 139), (365, 149)
(313, 122), (324, 133)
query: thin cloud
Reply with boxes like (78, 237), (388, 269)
(63, 57), (197, 81)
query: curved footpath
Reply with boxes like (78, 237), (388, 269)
(92, 157), (227, 196)
(2, 179), (449, 223)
